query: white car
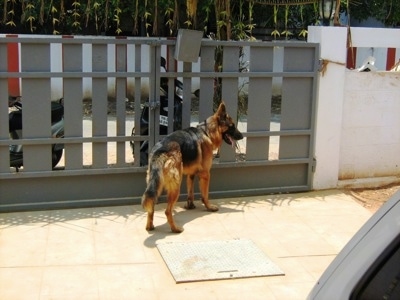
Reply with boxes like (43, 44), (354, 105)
(307, 189), (400, 299)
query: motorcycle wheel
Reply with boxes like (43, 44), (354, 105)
(52, 149), (63, 168)
(131, 126), (150, 166)
(140, 151), (148, 167)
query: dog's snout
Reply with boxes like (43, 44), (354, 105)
(234, 129), (243, 140)
(226, 124), (243, 141)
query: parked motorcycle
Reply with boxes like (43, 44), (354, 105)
(130, 58), (183, 166)
(8, 96), (65, 171)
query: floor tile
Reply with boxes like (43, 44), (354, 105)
(40, 266), (99, 300)
(0, 267), (43, 300)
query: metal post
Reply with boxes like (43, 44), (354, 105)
(148, 42), (161, 151)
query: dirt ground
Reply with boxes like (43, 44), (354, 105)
(345, 183), (400, 213)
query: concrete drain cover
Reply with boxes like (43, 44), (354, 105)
(156, 239), (284, 283)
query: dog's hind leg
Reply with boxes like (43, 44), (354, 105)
(165, 189), (184, 233)
(184, 174), (196, 210)
(146, 209), (155, 231)
(199, 171), (219, 212)
(164, 158), (184, 233)
(142, 195), (155, 231)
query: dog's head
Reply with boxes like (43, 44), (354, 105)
(215, 102), (243, 147)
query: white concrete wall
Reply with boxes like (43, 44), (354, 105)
(340, 71), (400, 181)
(309, 26), (400, 189)
(350, 27), (400, 48)
(341, 28), (400, 187)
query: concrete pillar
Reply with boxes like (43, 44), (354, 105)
(308, 26), (348, 189)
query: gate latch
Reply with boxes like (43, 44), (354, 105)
(312, 158), (317, 173)
(149, 100), (160, 110)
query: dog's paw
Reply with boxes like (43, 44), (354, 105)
(146, 225), (155, 231)
(206, 204), (219, 212)
(171, 226), (184, 233)
(184, 202), (196, 210)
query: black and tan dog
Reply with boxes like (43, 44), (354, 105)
(141, 102), (243, 233)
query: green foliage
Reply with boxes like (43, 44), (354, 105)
(0, 0), (398, 36)
(231, 0), (256, 40)
(348, 0), (400, 26)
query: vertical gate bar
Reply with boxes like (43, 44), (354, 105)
(246, 46), (273, 161)
(92, 43), (108, 168)
(280, 77), (313, 159)
(281, 47), (314, 158)
(0, 42), (9, 173)
(166, 45), (176, 133)
(221, 45), (239, 108)
(116, 39), (127, 166)
(63, 41), (84, 170)
(309, 44), (319, 188)
(133, 44), (142, 167)
(149, 44), (161, 150)
(21, 42), (52, 171)
(281, 47), (315, 129)
(199, 45), (214, 121)
(181, 62), (192, 128)
(220, 45), (239, 163)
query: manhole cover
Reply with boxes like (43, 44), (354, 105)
(157, 239), (284, 283)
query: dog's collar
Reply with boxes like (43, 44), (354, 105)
(197, 119), (209, 137)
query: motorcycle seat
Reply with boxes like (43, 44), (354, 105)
(9, 111), (22, 131)
(51, 101), (64, 123)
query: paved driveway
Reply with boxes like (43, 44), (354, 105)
(0, 190), (372, 299)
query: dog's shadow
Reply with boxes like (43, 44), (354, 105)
(142, 202), (243, 249)
(142, 194), (299, 248)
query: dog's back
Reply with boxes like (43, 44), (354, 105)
(154, 127), (203, 164)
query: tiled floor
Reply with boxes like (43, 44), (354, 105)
(0, 190), (372, 300)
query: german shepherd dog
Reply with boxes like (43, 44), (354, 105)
(142, 102), (243, 233)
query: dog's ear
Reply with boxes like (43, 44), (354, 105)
(216, 101), (227, 119)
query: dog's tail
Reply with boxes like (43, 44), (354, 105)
(141, 155), (164, 213)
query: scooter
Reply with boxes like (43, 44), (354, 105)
(8, 96), (65, 171)
(130, 58), (183, 166)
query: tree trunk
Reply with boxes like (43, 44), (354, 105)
(213, 0), (231, 105)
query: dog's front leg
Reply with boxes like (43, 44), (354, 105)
(199, 171), (219, 212)
(185, 174), (196, 209)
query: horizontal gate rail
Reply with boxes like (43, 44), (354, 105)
(0, 71), (315, 79)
